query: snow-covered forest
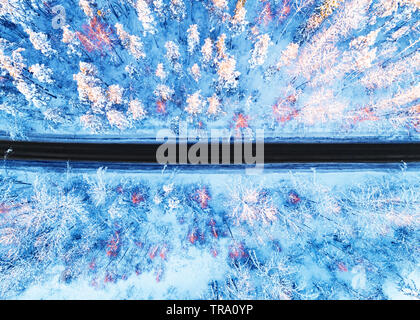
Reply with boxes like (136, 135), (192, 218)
(0, 0), (419, 300)
(0, 163), (419, 299)
(0, 0), (419, 140)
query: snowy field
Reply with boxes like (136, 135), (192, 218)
(0, 162), (419, 299)
(0, 0), (419, 141)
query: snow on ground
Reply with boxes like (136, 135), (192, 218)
(0, 0), (419, 141)
(0, 162), (419, 299)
